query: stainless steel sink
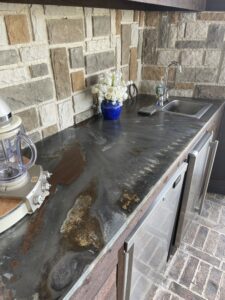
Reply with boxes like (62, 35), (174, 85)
(162, 100), (212, 119)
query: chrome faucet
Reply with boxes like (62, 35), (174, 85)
(162, 61), (182, 104)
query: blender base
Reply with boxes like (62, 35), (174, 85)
(0, 165), (51, 234)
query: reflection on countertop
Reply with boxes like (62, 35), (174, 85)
(0, 94), (223, 299)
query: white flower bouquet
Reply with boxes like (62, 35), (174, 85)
(91, 71), (129, 106)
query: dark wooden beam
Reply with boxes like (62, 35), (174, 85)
(206, 0), (225, 11)
(0, 0), (206, 11)
(128, 0), (206, 11)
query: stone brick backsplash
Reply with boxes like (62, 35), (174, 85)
(0, 4), (143, 142)
(1, 5), (224, 143)
(140, 11), (225, 100)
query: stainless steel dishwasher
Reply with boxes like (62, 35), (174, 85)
(176, 131), (218, 246)
(121, 162), (187, 300)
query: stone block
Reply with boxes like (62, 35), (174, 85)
(17, 108), (39, 131)
(84, 7), (92, 39)
(204, 268), (222, 300)
(177, 22), (186, 40)
(116, 36), (121, 68)
(71, 70), (85, 92)
(181, 50), (204, 66)
(0, 67), (27, 87)
(110, 10), (116, 36)
(116, 10), (122, 35)
(17, 108), (39, 132)
(142, 66), (159, 81)
(93, 16), (111, 37)
(170, 282), (205, 300)
(121, 66), (129, 82)
(93, 8), (110, 15)
(44, 5), (83, 16)
(131, 23), (139, 48)
(139, 11), (145, 27)
(30, 5), (47, 42)
(180, 256), (199, 288)
(175, 83), (194, 90)
(75, 108), (94, 124)
(218, 274), (225, 300)
(121, 10), (133, 22)
(145, 11), (160, 27)
(69, 47), (84, 69)
(137, 29), (143, 59)
(85, 51), (115, 74)
(169, 89), (194, 98)
(5, 15), (30, 45)
(185, 22), (208, 40)
(219, 64), (225, 83)
(133, 11), (139, 22)
(86, 37), (110, 53)
(176, 41), (206, 49)
(39, 102), (57, 126)
(176, 67), (196, 83)
(185, 245), (220, 267)
(158, 14), (169, 48)
(168, 251), (188, 281)
(29, 131), (42, 143)
(154, 290), (171, 300)
(191, 261), (210, 295)
(42, 124), (58, 138)
(29, 63), (48, 78)
(58, 99), (74, 130)
(0, 78), (54, 111)
(0, 16), (7, 45)
(169, 12), (181, 24)
(129, 47), (137, 81)
(204, 50), (221, 67)
(183, 222), (199, 244)
(198, 12), (225, 21)
(181, 12), (196, 21)
(139, 80), (156, 95)
(168, 24), (177, 48)
(47, 19), (84, 44)
(51, 48), (71, 100)
(157, 50), (180, 66)
(0, 3), (26, 11)
(20, 45), (48, 62)
(142, 28), (158, 65)
(73, 89), (93, 114)
(0, 49), (19, 66)
(215, 234), (225, 258)
(194, 85), (225, 99)
(86, 74), (99, 87)
(195, 68), (217, 83)
(121, 24), (131, 65)
(207, 24), (225, 48)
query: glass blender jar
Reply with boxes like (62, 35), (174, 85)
(0, 99), (37, 187)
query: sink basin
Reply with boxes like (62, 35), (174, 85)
(162, 100), (212, 119)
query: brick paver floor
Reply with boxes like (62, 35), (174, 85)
(151, 193), (225, 300)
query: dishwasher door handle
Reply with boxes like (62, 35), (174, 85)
(122, 244), (134, 300)
(197, 139), (219, 214)
(173, 175), (182, 188)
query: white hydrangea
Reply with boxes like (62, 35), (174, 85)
(91, 70), (128, 106)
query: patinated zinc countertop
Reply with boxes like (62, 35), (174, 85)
(0, 95), (223, 299)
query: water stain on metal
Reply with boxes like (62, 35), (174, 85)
(119, 190), (140, 213)
(60, 182), (104, 251)
(0, 276), (14, 300)
(22, 202), (46, 254)
(50, 142), (86, 190)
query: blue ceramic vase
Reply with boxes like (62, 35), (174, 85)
(101, 100), (122, 120)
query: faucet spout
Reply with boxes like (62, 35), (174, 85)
(163, 61), (182, 103)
